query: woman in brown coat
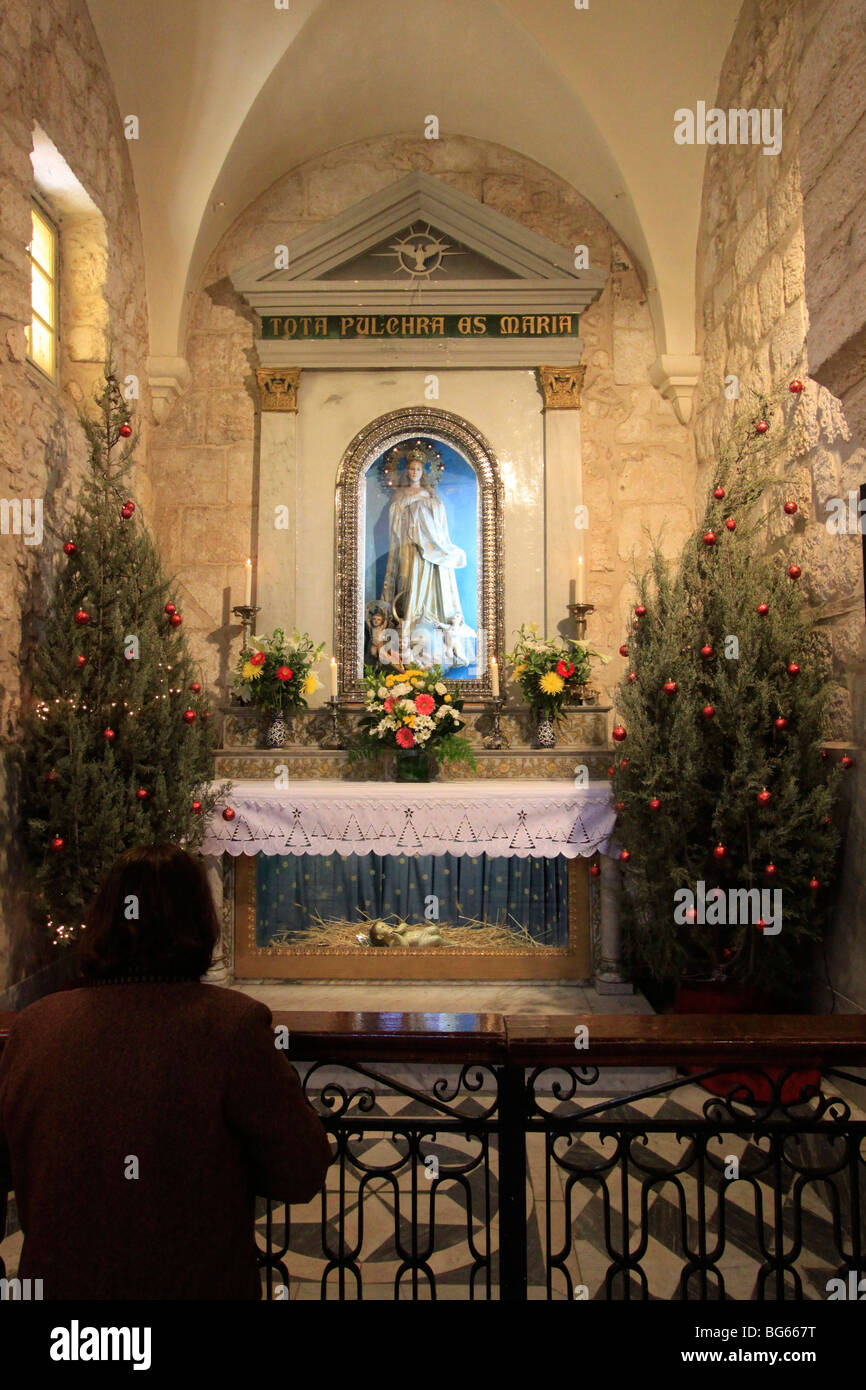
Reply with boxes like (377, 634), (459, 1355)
(0, 843), (331, 1300)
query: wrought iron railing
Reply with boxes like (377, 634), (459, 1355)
(2, 1010), (865, 1300)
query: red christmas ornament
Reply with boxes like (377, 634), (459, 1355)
(103, 728), (116, 742)
(45, 769), (59, 784)
(787, 662), (800, 678)
(190, 681), (201, 694)
(783, 500), (798, 515)
(612, 725), (627, 742)
(50, 836), (64, 853)
(765, 863), (777, 878)
(169, 613), (183, 627)
(192, 800), (203, 814)
(756, 603), (769, 617)
(685, 908), (698, 924)
(700, 644), (714, 660)
(820, 748), (829, 760)
(63, 541), (77, 556)
(627, 671), (637, 684)
(713, 844), (727, 860)
(755, 420), (769, 434)
(702, 704), (715, 720)
(823, 815), (831, 825)
(165, 602), (176, 615)
(182, 709), (197, 724)
(648, 797), (661, 812)
(755, 919), (767, 933)
(713, 486), (725, 500)
(607, 765), (615, 778)
(663, 679), (678, 695)
(222, 807), (236, 822)
(703, 531), (717, 547)
(119, 421), (133, 437)
(789, 379), (804, 394)
(136, 788), (148, 800)
(634, 604), (647, 618)
(774, 716), (788, 731)
(722, 947), (733, 959)
(618, 849), (630, 863)
(725, 518), (737, 532)
(808, 877), (820, 893)
(590, 862), (600, 878)
(121, 502), (135, 519)
(618, 644), (629, 657)
(201, 711), (211, 722)
(74, 609), (90, 627)
(788, 564), (801, 581)
(841, 754), (854, 769)
(757, 787), (772, 806)
(620, 758), (629, 769)
(615, 800), (626, 813)
(77, 655), (87, 668)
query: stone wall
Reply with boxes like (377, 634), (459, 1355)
(152, 134), (696, 711)
(693, 0), (866, 1011)
(0, 0), (150, 987)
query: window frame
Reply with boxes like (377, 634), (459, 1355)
(26, 196), (60, 382)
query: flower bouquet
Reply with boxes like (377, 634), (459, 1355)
(346, 664), (477, 780)
(232, 627), (325, 747)
(505, 622), (608, 744)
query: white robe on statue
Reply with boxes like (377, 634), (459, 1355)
(381, 487), (476, 672)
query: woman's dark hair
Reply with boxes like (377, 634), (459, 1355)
(78, 843), (220, 981)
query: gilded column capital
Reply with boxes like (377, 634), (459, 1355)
(255, 367), (302, 412)
(537, 365), (586, 410)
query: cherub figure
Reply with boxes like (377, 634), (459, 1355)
(365, 603), (404, 672)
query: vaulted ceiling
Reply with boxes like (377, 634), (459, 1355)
(87, 0), (740, 365)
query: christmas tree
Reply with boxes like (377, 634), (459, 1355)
(20, 365), (227, 946)
(611, 384), (841, 1003)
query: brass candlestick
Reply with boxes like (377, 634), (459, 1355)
(483, 696), (509, 750)
(320, 696), (345, 750)
(568, 601), (595, 640)
(232, 604), (260, 647)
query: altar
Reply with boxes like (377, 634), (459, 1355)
(203, 778), (624, 983)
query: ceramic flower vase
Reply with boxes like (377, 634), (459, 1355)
(264, 711), (293, 749)
(533, 715), (557, 748)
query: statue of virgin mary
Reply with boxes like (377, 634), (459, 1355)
(380, 446), (476, 673)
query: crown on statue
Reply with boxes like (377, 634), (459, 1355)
(381, 438), (445, 490)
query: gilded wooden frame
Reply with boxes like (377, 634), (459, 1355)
(335, 406), (505, 702)
(232, 854), (590, 981)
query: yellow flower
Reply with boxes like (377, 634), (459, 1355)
(242, 661), (262, 679)
(302, 674), (319, 696)
(513, 663), (526, 677)
(443, 693), (452, 703)
(385, 674), (396, 686)
(540, 671), (564, 695)
(403, 714), (417, 727)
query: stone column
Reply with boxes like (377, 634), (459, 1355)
(537, 366), (586, 636)
(596, 853), (633, 994)
(254, 368), (301, 633)
(202, 855), (231, 985)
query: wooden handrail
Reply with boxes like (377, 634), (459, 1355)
(2, 1006), (865, 1065)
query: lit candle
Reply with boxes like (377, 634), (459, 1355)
(330, 656), (338, 697)
(244, 557), (252, 607)
(490, 655), (500, 698)
(576, 555), (586, 605)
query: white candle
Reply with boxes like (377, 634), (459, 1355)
(330, 656), (338, 697)
(244, 557), (252, 607)
(576, 555), (586, 605)
(490, 655), (500, 698)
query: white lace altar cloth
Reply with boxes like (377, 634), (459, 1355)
(202, 779), (616, 859)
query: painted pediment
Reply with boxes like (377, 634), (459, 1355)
(231, 172), (606, 317)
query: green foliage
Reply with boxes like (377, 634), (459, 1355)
(612, 389), (840, 1001)
(19, 365), (229, 944)
(232, 627), (325, 712)
(504, 621), (607, 721)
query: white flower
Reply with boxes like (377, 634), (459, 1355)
(393, 682), (411, 697)
(377, 686), (388, 699)
(435, 681), (446, 695)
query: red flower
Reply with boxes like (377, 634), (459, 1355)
(276, 666), (293, 681)
(383, 696), (395, 713)
(396, 726), (415, 748)
(250, 651), (266, 666)
(414, 693), (435, 715)
(556, 659), (575, 679)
